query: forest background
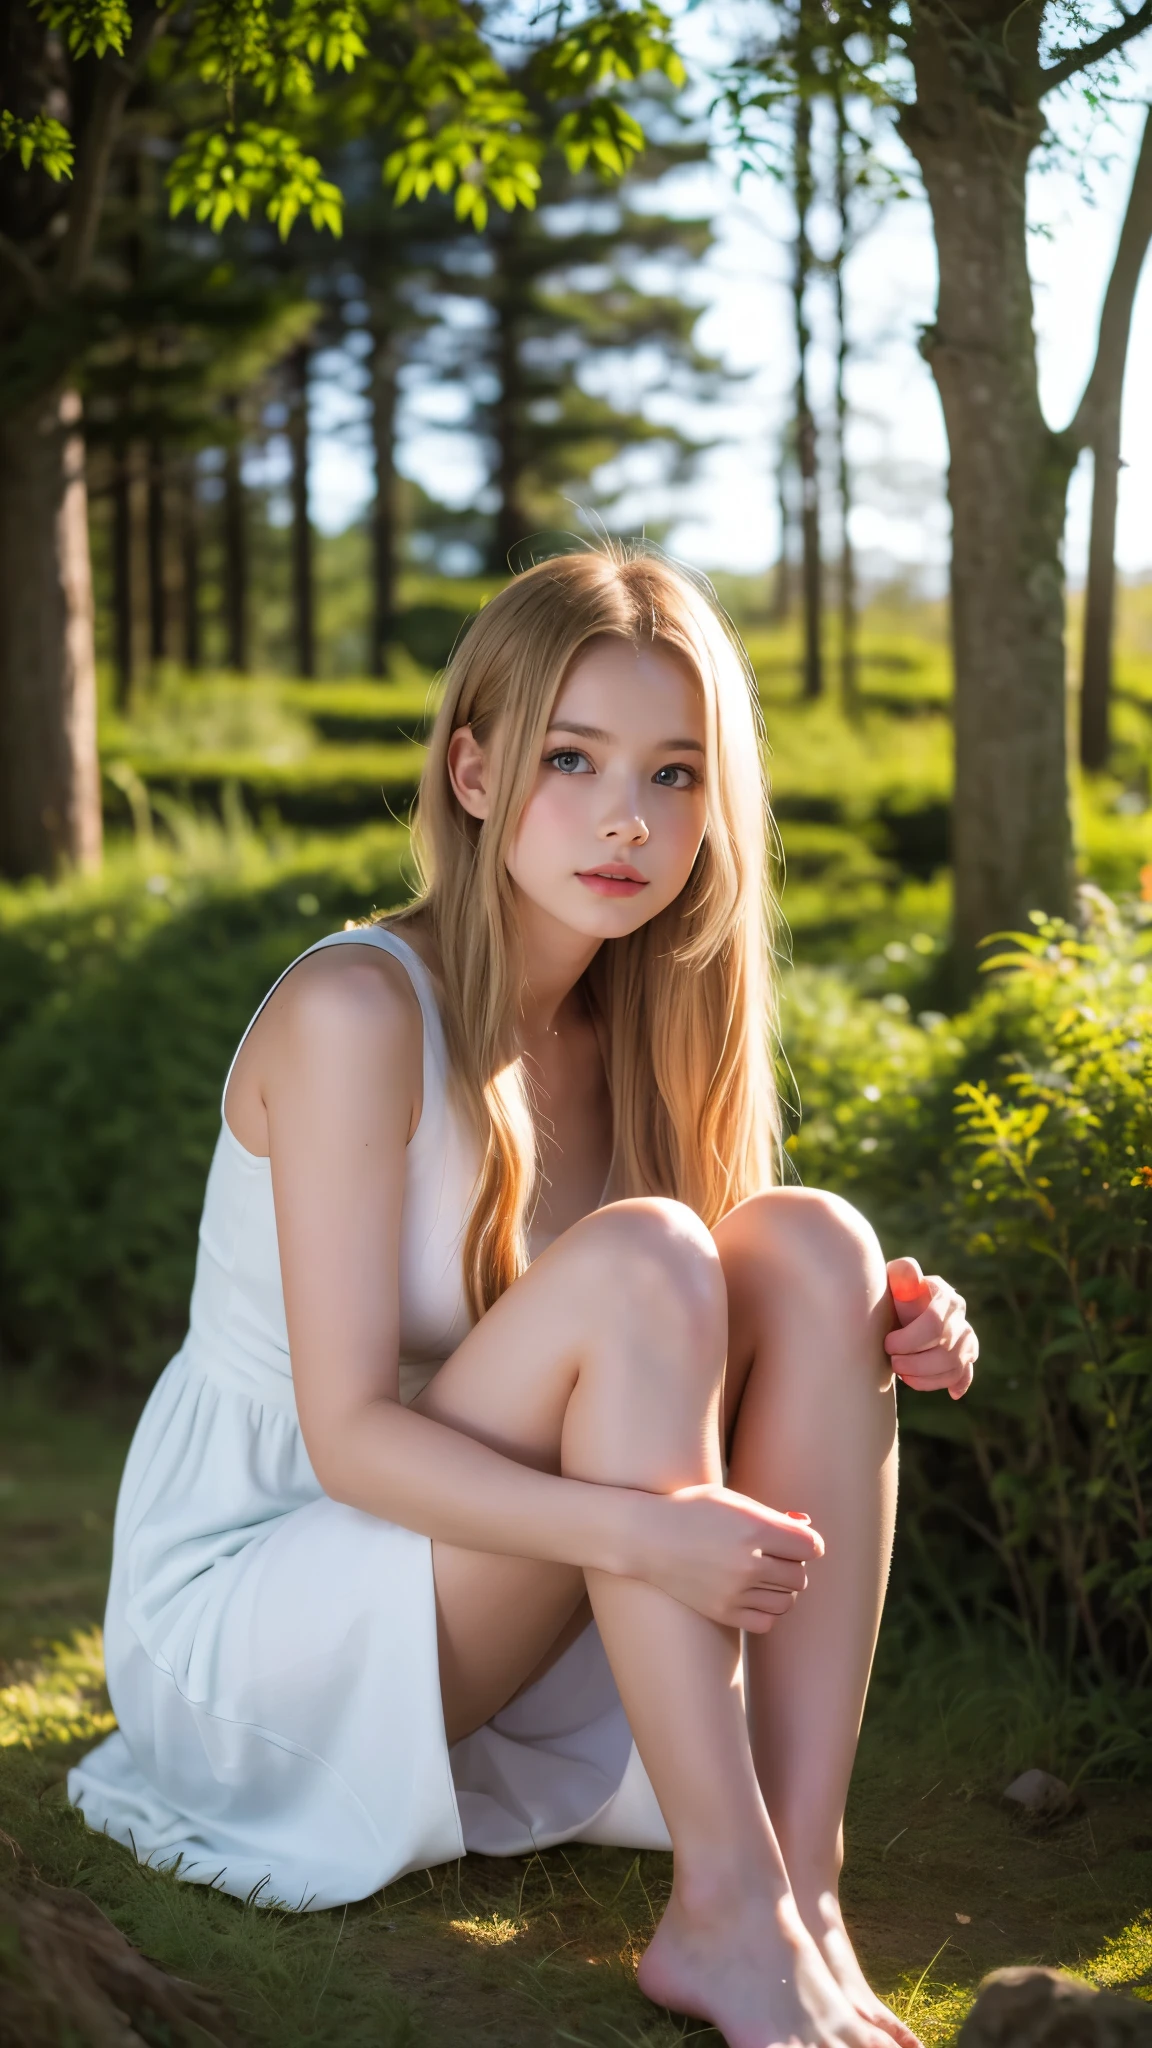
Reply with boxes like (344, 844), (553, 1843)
(1, 0), (1151, 2038)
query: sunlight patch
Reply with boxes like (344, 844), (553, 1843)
(0, 1628), (113, 1750)
(448, 1913), (524, 1948)
(1085, 1911), (1152, 1997)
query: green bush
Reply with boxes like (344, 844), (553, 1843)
(2, 745), (1149, 1734)
(102, 744), (426, 833)
(0, 822), (412, 1383)
(786, 894), (1152, 1704)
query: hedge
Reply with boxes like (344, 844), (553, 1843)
(1, 832), (1149, 1715)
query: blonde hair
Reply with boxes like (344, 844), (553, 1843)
(390, 545), (781, 1321)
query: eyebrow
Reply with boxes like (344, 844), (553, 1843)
(546, 719), (705, 754)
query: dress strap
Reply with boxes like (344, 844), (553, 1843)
(219, 924), (446, 1123)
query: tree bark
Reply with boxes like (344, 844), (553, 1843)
(902, 33), (1074, 969)
(179, 458), (202, 670)
(1073, 108), (1152, 773)
(1080, 446), (1120, 774)
(770, 431), (792, 623)
(369, 320), (399, 677)
(0, 387), (102, 878)
(221, 401), (249, 674)
(147, 436), (167, 667)
(491, 227), (528, 576)
(111, 438), (134, 710)
(833, 90), (860, 720)
(287, 344), (316, 679)
(792, 86), (823, 700)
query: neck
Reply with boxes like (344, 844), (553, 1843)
(512, 886), (601, 1040)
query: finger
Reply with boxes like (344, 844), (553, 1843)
(737, 1592), (797, 1626)
(895, 1353), (964, 1383)
(891, 1315), (976, 1381)
(746, 1512), (825, 1561)
(745, 1586), (798, 1612)
(749, 1559), (809, 1595)
(948, 1341), (978, 1399)
(898, 1340), (977, 1393)
(885, 1309), (946, 1355)
(886, 1298), (966, 1355)
(886, 1256), (925, 1304)
(740, 1609), (780, 1635)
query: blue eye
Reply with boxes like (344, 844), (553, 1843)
(546, 749), (591, 775)
(653, 764), (699, 789)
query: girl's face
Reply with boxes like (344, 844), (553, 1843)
(450, 635), (709, 946)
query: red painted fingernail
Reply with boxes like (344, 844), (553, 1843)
(784, 1511), (811, 1521)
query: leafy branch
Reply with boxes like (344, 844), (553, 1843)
(169, 125), (344, 236)
(0, 111), (75, 181)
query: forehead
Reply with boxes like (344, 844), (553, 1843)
(553, 636), (703, 726)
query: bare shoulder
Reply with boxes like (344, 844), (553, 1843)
(270, 939), (422, 1044)
(227, 937), (424, 1153)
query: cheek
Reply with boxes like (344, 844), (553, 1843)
(661, 795), (707, 877)
(507, 775), (585, 873)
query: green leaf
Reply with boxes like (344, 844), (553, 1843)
(31, 0), (130, 59)
(168, 123), (343, 239)
(0, 110), (75, 181)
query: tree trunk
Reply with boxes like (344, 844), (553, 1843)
(792, 89), (823, 700)
(369, 322), (398, 677)
(491, 233), (528, 576)
(833, 90), (860, 720)
(179, 459), (202, 670)
(0, 387), (102, 879)
(902, 50), (1074, 971)
(1074, 110), (1152, 773)
(111, 439), (134, 710)
(287, 345), (316, 679)
(770, 432), (792, 623)
(1079, 443), (1120, 772)
(221, 402), (249, 674)
(146, 436), (167, 667)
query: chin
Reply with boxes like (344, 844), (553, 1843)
(565, 899), (661, 940)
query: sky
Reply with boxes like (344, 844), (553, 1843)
(294, 33), (1152, 590)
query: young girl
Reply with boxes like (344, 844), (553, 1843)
(71, 548), (977, 2048)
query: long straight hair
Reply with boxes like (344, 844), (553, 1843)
(390, 545), (781, 1321)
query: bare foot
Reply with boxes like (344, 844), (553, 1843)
(805, 1893), (922, 2048)
(637, 1884), (894, 2048)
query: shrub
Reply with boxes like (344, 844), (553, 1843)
(787, 894), (1152, 1705)
(0, 822), (412, 1384)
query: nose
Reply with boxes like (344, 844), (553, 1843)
(598, 806), (649, 846)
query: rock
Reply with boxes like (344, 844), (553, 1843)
(1004, 1768), (1075, 1817)
(957, 1967), (1152, 2048)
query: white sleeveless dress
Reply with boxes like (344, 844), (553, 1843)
(68, 927), (670, 1911)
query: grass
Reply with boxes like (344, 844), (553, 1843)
(4, 588), (1152, 2039)
(91, 595), (1152, 967)
(2, 1395), (1151, 2048)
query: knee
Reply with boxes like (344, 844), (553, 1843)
(723, 1187), (886, 1302)
(581, 1197), (727, 1353)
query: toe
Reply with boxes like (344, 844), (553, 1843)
(867, 2004), (920, 2048)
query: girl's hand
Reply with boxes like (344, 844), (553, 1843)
(885, 1257), (978, 1400)
(626, 1484), (825, 1633)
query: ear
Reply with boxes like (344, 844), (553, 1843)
(447, 724), (491, 820)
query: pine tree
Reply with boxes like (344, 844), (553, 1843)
(422, 117), (727, 573)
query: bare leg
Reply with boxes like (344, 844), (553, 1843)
(717, 1189), (916, 2048)
(416, 1198), (890, 2048)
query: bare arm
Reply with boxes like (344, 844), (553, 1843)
(260, 949), (641, 1574)
(252, 945), (822, 1626)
